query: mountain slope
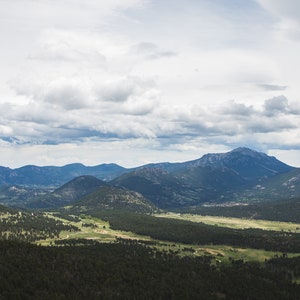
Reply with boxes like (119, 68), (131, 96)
(111, 167), (198, 208)
(112, 148), (295, 208)
(112, 165), (248, 208)
(0, 185), (50, 207)
(232, 167), (300, 202)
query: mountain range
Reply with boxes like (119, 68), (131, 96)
(0, 163), (128, 186)
(1, 147), (299, 210)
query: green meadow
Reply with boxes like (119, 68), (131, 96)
(156, 212), (300, 232)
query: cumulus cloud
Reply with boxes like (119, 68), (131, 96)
(121, 90), (160, 115)
(247, 117), (296, 133)
(264, 95), (289, 115)
(13, 78), (92, 110)
(43, 80), (92, 110)
(219, 100), (254, 116)
(97, 79), (135, 103)
(263, 95), (300, 116)
(159, 96), (300, 142)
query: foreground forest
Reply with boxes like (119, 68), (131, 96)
(1, 239), (300, 300)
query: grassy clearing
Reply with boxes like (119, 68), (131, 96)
(37, 213), (152, 246)
(152, 243), (300, 263)
(194, 245), (283, 263)
(294, 278), (300, 284)
(156, 212), (300, 232)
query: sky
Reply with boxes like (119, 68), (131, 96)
(1, 0), (300, 168)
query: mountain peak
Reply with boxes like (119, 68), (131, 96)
(230, 147), (257, 154)
(229, 147), (265, 158)
(199, 147), (269, 163)
(190, 147), (293, 182)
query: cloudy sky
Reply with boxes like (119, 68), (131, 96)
(1, 0), (300, 168)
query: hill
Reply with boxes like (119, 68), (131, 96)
(27, 176), (107, 208)
(54, 175), (107, 202)
(73, 186), (159, 214)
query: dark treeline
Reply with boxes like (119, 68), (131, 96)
(93, 211), (300, 253)
(1, 240), (300, 299)
(0, 211), (79, 242)
(0, 204), (17, 214)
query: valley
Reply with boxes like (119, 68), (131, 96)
(1, 148), (300, 298)
(23, 211), (300, 263)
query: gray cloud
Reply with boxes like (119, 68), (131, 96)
(43, 82), (90, 110)
(219, 100), (254, 116)
(98, 80), (135, 103)
(247, 117), (296, 133)
(13, 79), (91, 111)
(158, 96), (300, 143)
(264, 95), (289, 115)
(263, 95), (298, 117)
(2, 92), (299, 151)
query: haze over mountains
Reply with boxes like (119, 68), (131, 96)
(0, 147), (299, 210)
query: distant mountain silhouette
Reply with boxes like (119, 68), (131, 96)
(0, 163), (129, 186)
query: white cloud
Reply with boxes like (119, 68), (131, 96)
(269, 149), (300, 167)
(130, 42), (177, 60)
(30, 29), (107, 65)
